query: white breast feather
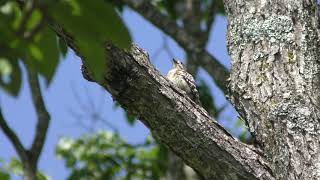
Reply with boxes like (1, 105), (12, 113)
(167, 69), (191, 93)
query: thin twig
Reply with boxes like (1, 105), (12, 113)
(26, 63), (50, 163)
(67, 83), (118, 132)
(152, 34), (175, 62)
(0, 107), (29, 165)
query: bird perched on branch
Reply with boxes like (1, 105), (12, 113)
(167, 58), (201, 105)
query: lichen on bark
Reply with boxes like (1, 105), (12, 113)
(224, 0), (320, 179)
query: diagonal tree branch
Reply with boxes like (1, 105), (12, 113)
(50, 16), (273, 177)
(120, 0), (229, 93)
(97, 43), (274, 180)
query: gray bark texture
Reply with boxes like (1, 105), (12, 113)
(224, 0), (320, 179)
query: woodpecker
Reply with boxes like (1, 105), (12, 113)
(167, 58), (201, 105)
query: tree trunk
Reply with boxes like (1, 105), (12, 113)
(225, 0), (320, 179)
(23, 165), (37, 180)
(23, 171), (36, 180)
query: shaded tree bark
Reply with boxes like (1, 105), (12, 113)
(225, 0), (320, 179)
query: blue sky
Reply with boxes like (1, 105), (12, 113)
(0, 8), (239, 180)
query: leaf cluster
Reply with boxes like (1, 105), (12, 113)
(0, 0), (132, 96)
(56, 131), (167, 180)
(0, 157), (49, 180)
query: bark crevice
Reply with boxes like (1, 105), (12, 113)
(224, 0), (320, 179)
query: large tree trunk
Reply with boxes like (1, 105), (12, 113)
(225, 1), (320, 179)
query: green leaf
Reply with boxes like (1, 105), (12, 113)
(0, 0), (8, 7)
(37, 172), (49, 180)
(125, 111), (136, 125)
(216, 0), (225, 15)
(0, 58), (22, 97)
(0, 171), (10, 180)
(4, 157), (49, 179)
(0, 3), (23, 56)
(7, 157), (23, 176)
(112, 101), (120, 110)
(114, 102), (137, 125)
(57, 37), (68, 57)
(50, 0), (131, 81)
(25, 9), (42, 32)
(57, 131), (164, 180)
(239, 131), (249, 142)
(112, 1), (124, 13)
(28, 27), (60, 84)
(0, 58), (12, 77)
(79, 42), (106, 82)
(8, 2), (22, 30)
(235, 117), (242, 127)
(156, 144), (169, 173)
(159, 0), (177, 19)
(29, 44), (43, 60)
(37, 28), (60, 84)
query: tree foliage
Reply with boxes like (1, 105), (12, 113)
(0, 157), (49, 180)
(0, 0), (131, 96)
(56, 132), (168, 180)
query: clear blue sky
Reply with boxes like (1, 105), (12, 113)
(0, 8), (239, 180)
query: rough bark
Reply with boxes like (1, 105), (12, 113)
(100, 43), (273, 180)
(166, 1), (211, 179)
(224, 0), (320, 179)
(52, 18), (274, 178)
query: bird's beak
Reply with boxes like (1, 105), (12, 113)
(172, 58), (178, 64)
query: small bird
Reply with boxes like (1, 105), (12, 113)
(167, 58), (201, 105)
